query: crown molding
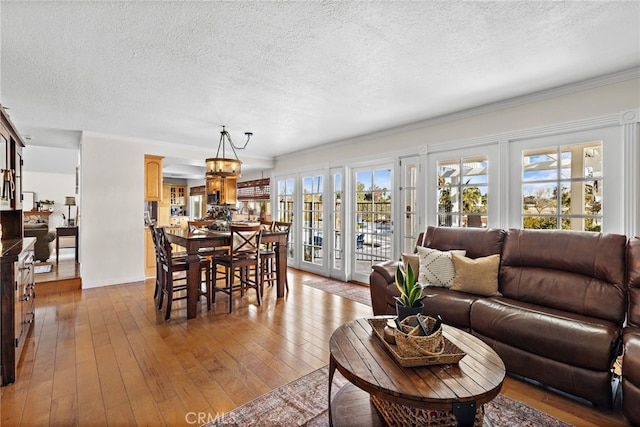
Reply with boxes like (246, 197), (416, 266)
(279, 68), (640, 160)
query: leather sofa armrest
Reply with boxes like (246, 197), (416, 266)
(371, 260), (401, 284)
(623, 326), (640, 425)
(370, 259), (402, 316)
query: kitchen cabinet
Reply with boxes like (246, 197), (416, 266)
(144, 227), (156, 278)
(168, 184), (187, 206)
(144, 155), (164, 201)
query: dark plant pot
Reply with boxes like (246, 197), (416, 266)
(396, 301), (424, 321)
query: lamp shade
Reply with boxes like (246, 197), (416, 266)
(205, 157), (242, 178)
(64, 196), (76, 206)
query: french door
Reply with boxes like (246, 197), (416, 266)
(400, 155), (422, 253)
(301, 172), (325, 273)
(351, 165), (393, 283)
(275, 176), (295, 262)
(330, 168), (345, 280)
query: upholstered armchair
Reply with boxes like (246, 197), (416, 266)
(23, 223), (55, 262)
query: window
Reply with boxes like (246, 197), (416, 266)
(302, 175), (323, 265)
(437, 156), (488, 228)
(237, 178), (270, 217)
(276, 177), (295, 259)
(332, 171), (343, 270)
(401, 156), (421, 253)
(521, 142), (602, 231)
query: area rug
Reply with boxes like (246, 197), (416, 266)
(34, 264), (53, 274)
(302, 278), (372, 306)
(202, 366), (570, 427)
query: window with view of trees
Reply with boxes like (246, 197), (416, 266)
(521, 142), (602, 231)
(437, 156), (488, 228)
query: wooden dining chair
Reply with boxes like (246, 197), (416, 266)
(212, 224), (262, 313)
(155, 226), (211, 320)
(148, 223), (164, 301)
(149, 223), (187, 301)
(261, 221), (291, 291)
(259, 219), (277, 287)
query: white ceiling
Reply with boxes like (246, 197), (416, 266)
(1, 1), (639, 178)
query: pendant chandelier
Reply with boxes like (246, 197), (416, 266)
(205, 125), (252, 178)
(205, 126), (252, 205)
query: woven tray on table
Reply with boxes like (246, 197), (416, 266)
(368, 317), (466, 367)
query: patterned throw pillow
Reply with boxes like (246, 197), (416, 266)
(416, 247), (466, 288)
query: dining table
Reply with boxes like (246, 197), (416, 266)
(166, 227), (289, 319)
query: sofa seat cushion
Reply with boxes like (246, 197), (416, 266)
(420, 287), (480, 330)
(623, 326), (640, 425)
(471, 297), (619, 371)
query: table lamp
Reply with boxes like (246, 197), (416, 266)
(65, 196), (76, 226)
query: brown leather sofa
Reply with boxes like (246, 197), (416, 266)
(23, 223), (55, 262)
(370, 226), (628, 409)
(623, 237), (640, 425)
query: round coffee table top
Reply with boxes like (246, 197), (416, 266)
(329, 317), (505, 411)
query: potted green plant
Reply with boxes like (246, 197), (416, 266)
(394, 263), (426, 320)
(259, 200), (267, 220)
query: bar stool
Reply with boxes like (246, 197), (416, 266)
(212, 224), (262, 313)
(155, 226), (211, 320)
(261, 221), (291, 292)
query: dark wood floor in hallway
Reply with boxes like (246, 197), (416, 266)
(0, 269), (629, 426)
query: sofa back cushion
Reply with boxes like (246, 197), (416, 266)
(628, 237), (640, 328)
(500, 228), (627, 324)
(417, 226), (505, 259)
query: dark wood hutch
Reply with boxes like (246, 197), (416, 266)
(0, 103), (36, 386)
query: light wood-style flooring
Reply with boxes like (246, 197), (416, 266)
(1, 269), (630, 426)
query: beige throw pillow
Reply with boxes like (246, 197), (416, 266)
(416, 247), (466, 288)
(451, 253), (501, 296)
(401, 253), (420, 276)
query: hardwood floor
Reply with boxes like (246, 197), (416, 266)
(1, 269), (630, 426)
(33, 252), (81, 294)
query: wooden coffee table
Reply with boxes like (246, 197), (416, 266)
(328, 317), (505, 427)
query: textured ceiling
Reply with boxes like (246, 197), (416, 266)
(1, 1), (639, 178)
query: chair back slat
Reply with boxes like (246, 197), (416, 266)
(154, 226), (177, 274)
(260, 219), (274, 231)
(274, 221), (291, 233)
(188, 220), (214, 231)
(230, 225), (262, 258)
(148, 223), (160, 257)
